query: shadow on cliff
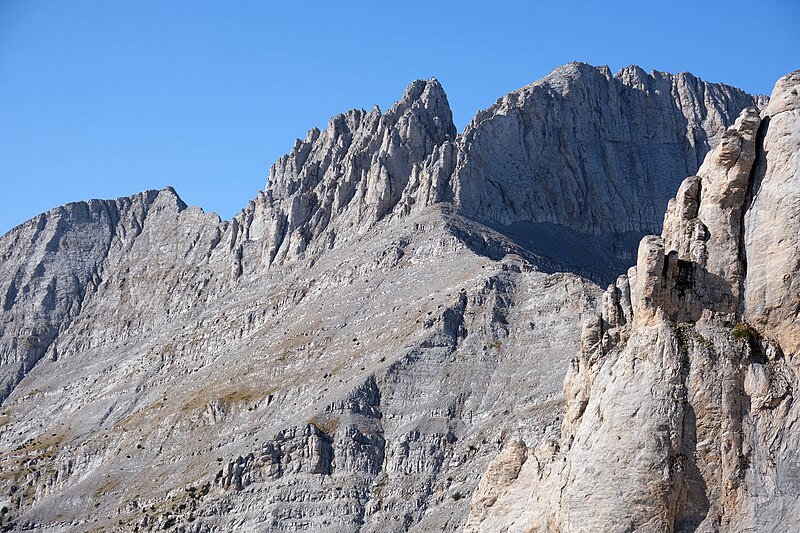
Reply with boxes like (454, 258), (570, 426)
(448, 215), (643, 286)
(661, 254), (741, 323)
(675, 403), (712, 532)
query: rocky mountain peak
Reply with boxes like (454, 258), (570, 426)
(444, 62), (762, 283)
(535, 61), (615, 91)
(229, 64), (763, 282)
(614, 63), (649, 85)
(151, 185), (189, 213)
(388, 77), (454, 133)
(231, 77), (457, 268)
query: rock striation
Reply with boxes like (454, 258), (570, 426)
(744, 71), (800, 357)
(238, 78), (456, 267)
(235, 62), (762, 283)
(454, 63), (758, 234)
(0, 63), (786, 532)
(419, 63), (760, 282)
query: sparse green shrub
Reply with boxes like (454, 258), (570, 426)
(452, 492), (463, 501)
(732, 322), (758, 341)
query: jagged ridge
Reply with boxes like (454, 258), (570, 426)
(0, 64), (780, 532)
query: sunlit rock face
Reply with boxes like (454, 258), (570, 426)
(465, 71), (800, 533)
(0, 64), (778, 533)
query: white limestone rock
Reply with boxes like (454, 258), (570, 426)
(744, 70), (800, 356)
(467, 71), (799, 533)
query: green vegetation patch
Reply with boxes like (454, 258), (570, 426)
(732, 322), (759, 341)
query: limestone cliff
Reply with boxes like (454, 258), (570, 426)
(411, 63), (759, 282)
(466, 71), (799, 532)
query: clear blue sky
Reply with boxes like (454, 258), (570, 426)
(1, 0), (798, 235)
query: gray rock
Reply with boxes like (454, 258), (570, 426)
(450, 62), (760, 236)
(397, 62), (760, 284)
(467, 70), (799, 533)
(744, 70), (800, 356)
(0, 64), (784, 533)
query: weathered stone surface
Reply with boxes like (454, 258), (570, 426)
(423, 62), (762, 283)
(466, 71), (799, 533)
(463, 440), (529, 532)
(239, 78), (456, 268)
(0, 189), (226, 402)
(451, 63), (759, 236)
(744, 70), (800, 356)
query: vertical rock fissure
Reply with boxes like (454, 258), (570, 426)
(737, 115), (770, 319)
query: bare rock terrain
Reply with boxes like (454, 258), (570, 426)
(0, 63), (790, 532)
(466, 71), (799, 532)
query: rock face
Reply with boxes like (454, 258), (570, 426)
(0, 190), (223, 402)
(744, 71), (800, 357)
(0, 63), (783, 532)
(243, 78), (457, 267)
(239, 62), (761, 284)
(454, 63), (757, 233)
(444, 63), (759, 282)
(466, 71), (799, 532)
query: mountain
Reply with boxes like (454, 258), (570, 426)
(0, 63), (784, 532)
(465, 71), (800, 532)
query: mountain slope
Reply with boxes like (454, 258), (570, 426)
(0, 64), (774, 532)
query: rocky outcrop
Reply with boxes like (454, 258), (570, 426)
(744, 70), (800, 357)
(233, 78), (457, 268)
(235, 62), (762, 283)
(467, 71), (799, 532)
